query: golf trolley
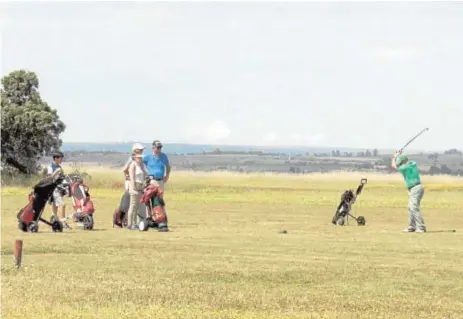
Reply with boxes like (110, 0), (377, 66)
(17, 175), (72, 233)
(332, 178), (367, 226)
(137, 176), (169, 232)
(50, 173), (95, 230)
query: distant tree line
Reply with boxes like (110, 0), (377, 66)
(201, 148), (288, 156)
(313, 149), (380, 158)
(443, 148), (463, 155)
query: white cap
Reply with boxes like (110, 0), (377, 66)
(132, 142), (145, 151)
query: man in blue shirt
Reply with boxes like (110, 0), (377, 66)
(143, 140), (171, 232)
(143, 140), (171, 190)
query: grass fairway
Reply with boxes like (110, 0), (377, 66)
(2, 170), (463, 319)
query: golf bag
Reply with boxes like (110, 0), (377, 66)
(17, 175), (71, 233)
(137, 177), (168, 232)
(332, 178), (367, 226)
(66, 178), (95, 230)
(113, 191), (130, 228)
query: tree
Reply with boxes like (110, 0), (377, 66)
(444, 148), (463, 155)
(1, 70), (66, 175)
(440, 164), (453, 175)
(427, 153), (439, 166)
(373, 148), (379, 157)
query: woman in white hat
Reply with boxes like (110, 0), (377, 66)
(123, 143), (145, 191)
(126, 149), (148, 230)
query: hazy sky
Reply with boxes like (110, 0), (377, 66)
(1, 1), (462, 151)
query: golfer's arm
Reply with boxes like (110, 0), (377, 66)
(50, 168), (62, 178)
(164, 155), (171, 178)
(122, 161), (130, 177)
(129, 164), (136, 190)
(166, 164), (171, 177)
(142, 164), (149, 176)
(391, 156), (397, 169)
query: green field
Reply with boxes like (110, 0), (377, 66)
(2, 170), (463, 318)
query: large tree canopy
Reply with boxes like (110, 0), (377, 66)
(1, 70), (66, 174)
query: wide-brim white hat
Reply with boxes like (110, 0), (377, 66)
(132, 142), (145, 151)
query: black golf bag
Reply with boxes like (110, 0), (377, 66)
(17, 175), (71, 233)
(332, 178), (367, 226)
(113, 191), (130, 228)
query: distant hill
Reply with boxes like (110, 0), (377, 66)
(62, 142), (404, 156)
(47, 143), (463, 176)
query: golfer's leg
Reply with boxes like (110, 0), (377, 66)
(127, 198), (133, 227)
(411, 185), (426, 231)
(54, 195), (71, 229)
(54, 193), (65, 218)
(59, 203), (66, 220)
(51, 190), (60, 219)
(135, 192), (142, 224)
(407, 191), (416, 230)
(51, 203), (58, 219)
(150, 179), (164, 191)
(127, 193), (138, 226)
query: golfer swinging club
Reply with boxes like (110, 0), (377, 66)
(392, 151), (427, 233)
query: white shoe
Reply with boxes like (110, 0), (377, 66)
(415, 228), (426, 233)
(403, 228), (415, 232)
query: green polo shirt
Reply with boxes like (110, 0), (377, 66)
(397, 160), (421, 189)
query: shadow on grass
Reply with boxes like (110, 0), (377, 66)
(426, 230), (457, 233)
(62, 228), (108, 233)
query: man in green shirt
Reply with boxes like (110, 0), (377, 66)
(392, 152), (426, 233)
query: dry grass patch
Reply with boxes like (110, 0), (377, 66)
(2, 170), (463, 318)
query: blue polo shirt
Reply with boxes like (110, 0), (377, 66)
(143, 153), (169, 179)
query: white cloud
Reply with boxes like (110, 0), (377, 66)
(203, 120), (231, 141)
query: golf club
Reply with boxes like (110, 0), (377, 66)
(398, 127), (429, 154)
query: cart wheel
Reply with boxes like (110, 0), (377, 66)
(138, 219), (149, 232)
(18, 221), (28, 232)
(112, 211), (118, 228)
(122, 213), (128, 228)
(336, 217), (345, 226)
(357, 216), (366, 226)
(83, 215), (94, 230)
(28, 221), (39, 232)
(52, 220), (63, 232)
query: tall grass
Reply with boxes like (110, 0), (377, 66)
(2, 165), (463, 318)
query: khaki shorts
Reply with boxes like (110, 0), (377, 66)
(150, 179), (165, 191)
(52, 188), (65, 207)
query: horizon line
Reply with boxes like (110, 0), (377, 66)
(61, 141), (445, 154)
